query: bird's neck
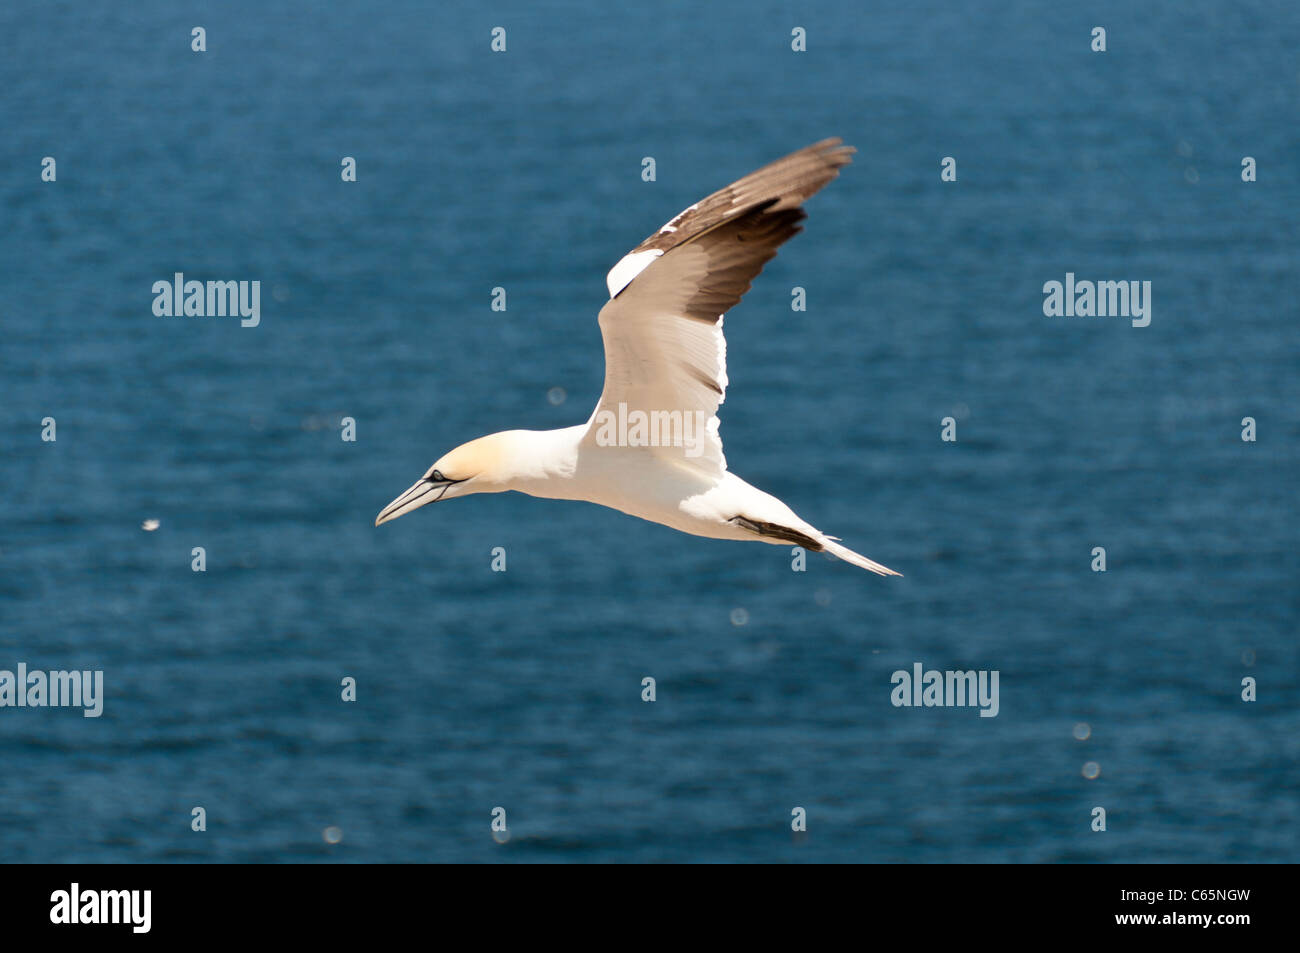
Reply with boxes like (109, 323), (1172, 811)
(494, 426), (586, 498)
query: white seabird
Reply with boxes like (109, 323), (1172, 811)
(377, 138), (900, 575)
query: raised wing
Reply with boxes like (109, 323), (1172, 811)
(585, 139), (854, 474)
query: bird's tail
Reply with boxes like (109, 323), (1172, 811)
(820, 537), (902, 577)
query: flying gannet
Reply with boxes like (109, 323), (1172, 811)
(376, 138), (900, 575)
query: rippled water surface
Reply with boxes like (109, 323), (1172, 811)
(2, 0), (1297, 862)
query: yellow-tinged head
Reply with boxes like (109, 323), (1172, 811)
(374, 432), (518, 526)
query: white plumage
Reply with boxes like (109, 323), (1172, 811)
(377, 139), (900, 576)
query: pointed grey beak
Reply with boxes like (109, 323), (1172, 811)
(375, 478), (456, 526)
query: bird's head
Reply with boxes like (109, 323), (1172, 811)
(374, 432), (514, 526)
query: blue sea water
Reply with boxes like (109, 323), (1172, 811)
(1, 0), (1297, 863)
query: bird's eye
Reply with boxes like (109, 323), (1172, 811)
(430, 469), (445, 482)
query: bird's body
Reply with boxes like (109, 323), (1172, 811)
(480, 427), (807, 545)
(377, 139), (900, 576)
